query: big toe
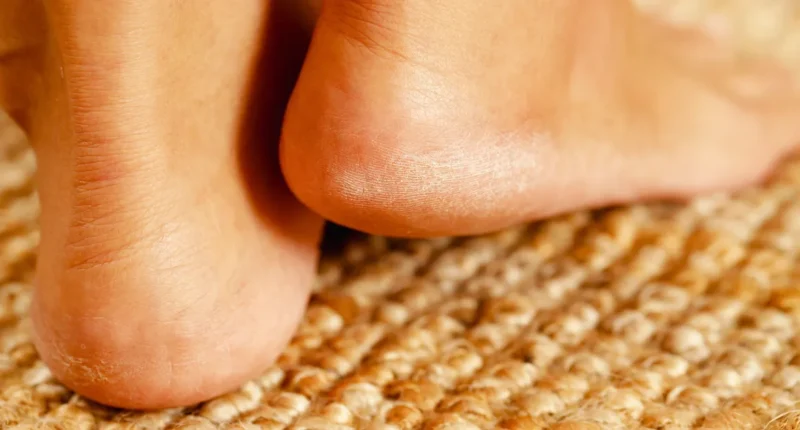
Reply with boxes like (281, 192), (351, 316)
(29, 1), (321, 409)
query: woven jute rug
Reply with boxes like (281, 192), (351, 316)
(3, 111), (800, 430)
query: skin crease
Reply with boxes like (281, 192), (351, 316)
(1, 0), (799, 409)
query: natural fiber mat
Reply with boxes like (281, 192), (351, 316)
(3, 111), (800, 430)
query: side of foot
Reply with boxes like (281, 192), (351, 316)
(281, 0), (800, 237)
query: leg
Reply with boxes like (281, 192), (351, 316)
(282, 0), (800, 237)
(2, 0), (322, 409)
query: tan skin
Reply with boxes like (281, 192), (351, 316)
(1, 0), (798, 409)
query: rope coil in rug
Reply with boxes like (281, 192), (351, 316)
(3, 113), (800, 428)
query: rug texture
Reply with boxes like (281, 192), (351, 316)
(3, 112), (800, 430)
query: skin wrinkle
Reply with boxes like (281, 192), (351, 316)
(333, 125), (552, 233)
(36, 314), (151, 394)
(64, 183), (180, 274)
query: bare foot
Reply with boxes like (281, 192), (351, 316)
(2, 0), (322, 409)
(282, 0), (800, 237)
(3, 0), (800, 411)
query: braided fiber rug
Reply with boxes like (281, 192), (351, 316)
(3, 110), (800, 430)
